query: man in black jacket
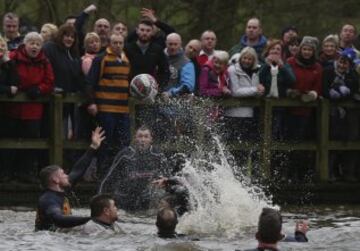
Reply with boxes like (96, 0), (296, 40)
(124, 19), (169, 89)
(98, 125), (169, 211)
(35, 127), (105, 231)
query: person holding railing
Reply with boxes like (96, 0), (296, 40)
(286, 36), (323, 182)
(6, 32), (54, 183)
(259, 39), (296, 140)
(323, 48), (359, 182)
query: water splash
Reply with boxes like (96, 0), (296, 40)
(177, 135), (275, 238)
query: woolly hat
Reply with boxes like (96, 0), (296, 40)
(322, 34), (339, 46)
(300, 36), (319, 51)
(340, 47), (357, 63)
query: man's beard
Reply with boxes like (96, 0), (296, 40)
(138, 35), (150, 43)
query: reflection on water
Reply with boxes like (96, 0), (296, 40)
(1, 206), (360, 251)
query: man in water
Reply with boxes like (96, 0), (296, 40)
(98, 125), (169, 211)
(80, 194), (124, 234)
(156, 207), (180, 238)
(35, 127), (105, 231)
(242, 207), (308, 251)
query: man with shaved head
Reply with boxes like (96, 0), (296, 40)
(94, 18), (111, 52)
(229, 17), (267, 60)
(197, 30), (217, 66)
(162, 33), (195, 100)
(185, 39), (201, 94)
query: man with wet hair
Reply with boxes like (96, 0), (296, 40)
(156, 207), (179, 238)
(242, 208), (308, 251)
(35, 127), (105, 231)
(2, 12), (23, 51)
(98, 125), (169, 211)
(80, 194), (124, 234)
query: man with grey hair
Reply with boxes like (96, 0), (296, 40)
(162, 33), (195, 100)
(94, 18), (111, 52)
(229, 17), (267, 60)
(2, 12), (23, 50)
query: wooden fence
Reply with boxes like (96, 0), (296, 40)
(1, 93), (359, 182)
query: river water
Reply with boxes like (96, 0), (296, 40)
(1, 206), (360, 251)
(1, 104), (359, 251)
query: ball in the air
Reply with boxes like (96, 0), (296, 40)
(130, 74), (158, 103)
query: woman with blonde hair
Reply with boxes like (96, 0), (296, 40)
(225, 46), (264, 141)
(40, 23), (58, 43)
(82, 32), (101, 75)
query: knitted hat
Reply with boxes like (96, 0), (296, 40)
(300, 36), (319, 51)
(340, 48), (357, 63)
(322, 34), (339, 46)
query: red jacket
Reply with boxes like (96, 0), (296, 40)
(199, 60), (229, 97)
(7, 45), (54, 120)
(287, 56), (323, 116)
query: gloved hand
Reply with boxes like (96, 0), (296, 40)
(339, 85), (350, 96)
(26, 86), (41, 99)
(329, 88), (341, 99)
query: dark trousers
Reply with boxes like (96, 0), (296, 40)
(96, 112), (131, 178)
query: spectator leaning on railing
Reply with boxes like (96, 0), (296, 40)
(6, 32), (54, 183)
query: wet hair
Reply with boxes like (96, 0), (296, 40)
(39, 165), (61, 188)
(257, 208), (283, 244)
(90, 194), (114, 218)
(24, 32), (43, 44)
(156, 207), (178, 234)
(262, 39), (283, 58)
(136, 125), (152, 135)
(55, 24), (79, 56)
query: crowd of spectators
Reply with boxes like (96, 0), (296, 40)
(1, 5), (360, 183)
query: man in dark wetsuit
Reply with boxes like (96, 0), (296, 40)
(35, 127), (105, 231)
(98, 125), (169, 211)
(241, 208), (308, 251)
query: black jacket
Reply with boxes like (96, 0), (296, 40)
(0, 60), (19, 95)
(43, 41), (83, 93)
(124, 41), (169, 90)
(35, 149), (96, 231)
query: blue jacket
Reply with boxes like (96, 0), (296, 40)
(167, 61), (195, 96)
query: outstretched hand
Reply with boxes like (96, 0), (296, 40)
(90, 127), (105, 150)
(84, 4), (97, 14)
(141, 8), (157, 23)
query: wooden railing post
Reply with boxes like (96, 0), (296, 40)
(316, 98), (329, 181)
(260, 99), (272, 178)
(49, 94), (63, 166)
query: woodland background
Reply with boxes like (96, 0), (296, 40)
(1, 0), (360, 49)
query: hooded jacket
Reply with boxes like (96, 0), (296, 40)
(199, 60), (229, 97)
(8, 45), (54, 120)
